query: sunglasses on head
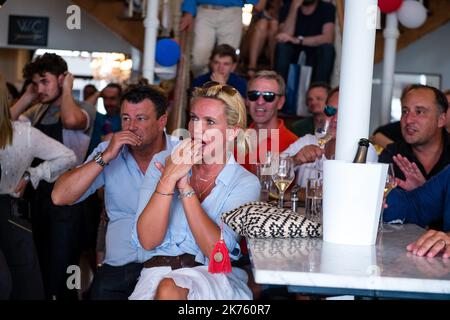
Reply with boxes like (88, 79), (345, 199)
(247, 90), (281, 102)
(324, 105), (337, 117)
(201, 81), (238, 96)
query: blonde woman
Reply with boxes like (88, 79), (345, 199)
(130, 82), (260, 300)
(0, 75), (76, 299)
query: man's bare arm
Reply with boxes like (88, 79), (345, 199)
(60, 72), (89, 130)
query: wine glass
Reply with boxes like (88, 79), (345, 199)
(272, 153), (295, 208)
(314, 119), (332, 168)
(315, 119), (332, 147)
(379, 163), (397, 232)
(256, 151), (273, 201)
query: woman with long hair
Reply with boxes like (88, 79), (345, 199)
(0, 75), (76, 299)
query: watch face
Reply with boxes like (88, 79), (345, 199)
(95, 153), (102, 162)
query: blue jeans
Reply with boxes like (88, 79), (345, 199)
(275, 42), (335, 84)
(90, 262), (143, 300)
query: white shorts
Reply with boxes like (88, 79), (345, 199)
(129, 266), (252, 300)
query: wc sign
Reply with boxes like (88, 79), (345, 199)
(8, 15), (49, 46)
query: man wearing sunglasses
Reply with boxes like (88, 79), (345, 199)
(240, 70), (298, 173)
(285, 87), (378, 187)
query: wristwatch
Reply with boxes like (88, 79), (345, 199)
(22, 171), (31, 182)
(297, 35), (304, 45)
(94, 152), (108, 167)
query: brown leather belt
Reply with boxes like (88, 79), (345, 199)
(144, 254), (202, 270)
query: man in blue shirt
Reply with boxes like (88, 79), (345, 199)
(384, 165), (450, 259)
(192, 44), (247, 97)
(87, 83), (123, 156)
(179, 0), (259, 76)
(52, 85), (179, 299)
(84, 83), (122, 266)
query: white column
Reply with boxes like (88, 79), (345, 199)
(128, 0), (133, 17)
(130, 46), (141, 81)
(335, 0), (378, 161)
(380, 13), (400, 125)
(161, 0), (170, 29)
(142, 0), (160, 84)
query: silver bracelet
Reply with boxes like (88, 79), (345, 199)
(178, 189), (196, 199)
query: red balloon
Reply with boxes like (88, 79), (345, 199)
(378, 0), (403, 13)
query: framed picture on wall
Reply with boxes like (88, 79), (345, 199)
(8, 15), (49, 47)
(390, 72), (441, 120)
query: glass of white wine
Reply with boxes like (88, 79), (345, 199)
(314, 119), (333, 169)
(379, 163), (397, 232)
(272, 153), (295, 208)
(315, 119), (333, 149)
(256, 151), (273, 201)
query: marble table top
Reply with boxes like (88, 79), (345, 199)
(247, 224), (450, 298)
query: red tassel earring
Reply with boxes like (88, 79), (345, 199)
(208, 225), (232, 274)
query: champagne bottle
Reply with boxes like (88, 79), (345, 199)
(352, 138), (369, 163)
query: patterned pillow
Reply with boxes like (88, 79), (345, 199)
(221, 201), (322, 238)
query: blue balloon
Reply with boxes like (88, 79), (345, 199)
(155, 39), (181, 67)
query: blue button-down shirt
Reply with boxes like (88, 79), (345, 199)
(181, 0), (258, 17)
(384, 165), (450, 232)
(77, 133), (179, 266)
(132, 149), (260, 265)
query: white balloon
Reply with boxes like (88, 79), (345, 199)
(155, 63), (177, 81)
(397, 0), (427, 29)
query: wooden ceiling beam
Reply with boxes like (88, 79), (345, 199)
(70, 0), (144, 51)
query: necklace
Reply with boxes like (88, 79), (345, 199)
(192, 165), (224, 198)
(194, 173), (217, 199)
(196, 172), (217, 182)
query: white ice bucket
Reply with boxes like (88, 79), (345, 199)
(322, 160), (388, 246)
(320, 241), (377, 276)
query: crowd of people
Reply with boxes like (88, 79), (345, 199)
(1, 0), (449, 301)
